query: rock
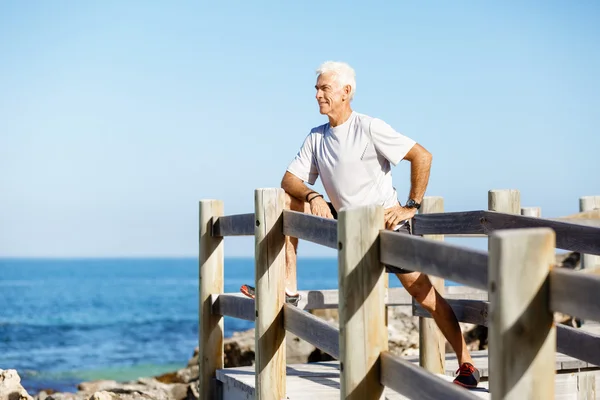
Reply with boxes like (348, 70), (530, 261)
(88, 392), (116, 400)
(0, 369), (33, 400)
(185, 384), (199, 400)
(155, 367), (198, 385)
(77, 382), (119, 394)
(46, 394), (88, 400)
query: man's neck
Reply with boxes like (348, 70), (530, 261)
(328, 107), (353, 127)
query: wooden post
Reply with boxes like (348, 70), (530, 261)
(199, 200), (224, 399)
(417, 196), (445, 374)
(580, 196), (600, 271)
(338, 205), (387, 400)
(489, 189), (520, 214)
(488, 228), (556, 399)
(521, 207), (541, 217)
(254, 188), (286, 400)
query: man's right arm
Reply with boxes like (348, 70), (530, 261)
(281, 171), (333, 218)
(281, 171), (317, 203)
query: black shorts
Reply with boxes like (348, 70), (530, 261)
(327, 202), (414, 274)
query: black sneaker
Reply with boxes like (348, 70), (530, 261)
(240, 284), (301, 306)
(453, 362), (480, 388)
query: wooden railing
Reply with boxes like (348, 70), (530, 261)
(199, 188), (600, 400)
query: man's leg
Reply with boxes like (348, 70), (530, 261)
(283, 192), (312, 295)
(396, 271), (473, 367)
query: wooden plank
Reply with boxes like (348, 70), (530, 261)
(380, 231), (489, 290)
(417, 196), (445, 375)
(295, 287), (488, 310)
(521, 207), (541, 217)
(483, 211), (600, 255)
(557, 325), (600, 367)
(213, 213), (254, 236)
(488, 228), (556, 399)
(580, 196), (600, 270)
(283, 210), (337, 249)
(414, 299), (489, 327)
(199, 200), (225, 399)
(550, 268), (600, 322)
(338, 205), (387, 400)
(284, 304), (339, 359)
(380, 352), (480, 400)
(211, 294), (255, 321)
(254, 188), (286, 399)
(412, 210), (487, 236)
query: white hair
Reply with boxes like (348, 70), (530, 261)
(316, 61), (356, 100)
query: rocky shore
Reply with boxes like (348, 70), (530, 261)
(1, 306), (489, 400)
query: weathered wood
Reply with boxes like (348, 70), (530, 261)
(338, 205), (387, 400)
(417, 196), (445, 374)
(211, 294), (255, 321)
(550, 268), (600, 322)
(199, 200), (225, 400)
(488, 228), (556, 399)
(380, 231), (489, 290)
(294, 286), (488, 310)
(556, 324), (600, 367)
(483, 212), (600, 255)
(488, 189), (520, 214)
(412, 211), (487, 235)
(380, 352), (480, 400)
(284, 304), (339, 359)
(521, 207), (541, 217)
(254, 188), (286, 399)
(577, 372), (597, 400)
(414, 299), (489, 327)
(213, 213), (254, 236)
(282, 210), (337, 249)
(580, 196), (600, 270)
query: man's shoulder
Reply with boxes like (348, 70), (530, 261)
(308, 122), (329, 135)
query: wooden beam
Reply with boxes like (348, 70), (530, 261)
(521, 207), (541, 217)
(283, 304), (339, 359)
(482, 211), (600, 255)
(412, 210), (487, 235)
(282, 210), (337, 249)
(580, 196), (600, 270)
(212, 213), (254, 236)
(380, 352), (480, 400)
(199, 200), (225, 400)
(211, 294), (255, 321)
(550, 268), (600, 322)
(338, 205), (387, 400)
(414, 299), (489, 327)
(556, 324), (600, 367)
(254, 188), (286, 399)
(380, 231), (489, 290)
(488, 228), (556, 399)
(488, 189), (520, 214)
(417, 196), (445, 375)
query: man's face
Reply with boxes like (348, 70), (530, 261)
(315, 73), (348, 115)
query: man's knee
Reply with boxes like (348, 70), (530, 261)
(400, 273), (435, 306)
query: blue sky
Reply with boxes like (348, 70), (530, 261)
(1, 1), (599, 258)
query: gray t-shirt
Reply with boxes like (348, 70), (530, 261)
(287, 111), (416, 212)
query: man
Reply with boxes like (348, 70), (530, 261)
(241, 61), (480, 389)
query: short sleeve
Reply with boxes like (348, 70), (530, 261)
(287, 133), (319, 185)
(368, 118), (416, 166)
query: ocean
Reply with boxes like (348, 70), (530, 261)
(0, 257), (452, 394)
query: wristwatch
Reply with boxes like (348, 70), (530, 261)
(405, 199), (421, 210)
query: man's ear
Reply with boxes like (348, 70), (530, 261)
(342, 84), (351, 101)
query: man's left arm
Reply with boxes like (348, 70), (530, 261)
(404, 143), (433, 205)
(383, 143), (432, 229)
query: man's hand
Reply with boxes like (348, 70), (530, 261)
(384, 204), (417, 230)
(309, 197), (334, 219)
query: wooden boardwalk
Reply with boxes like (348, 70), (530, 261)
(217, 350), (600, 399)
